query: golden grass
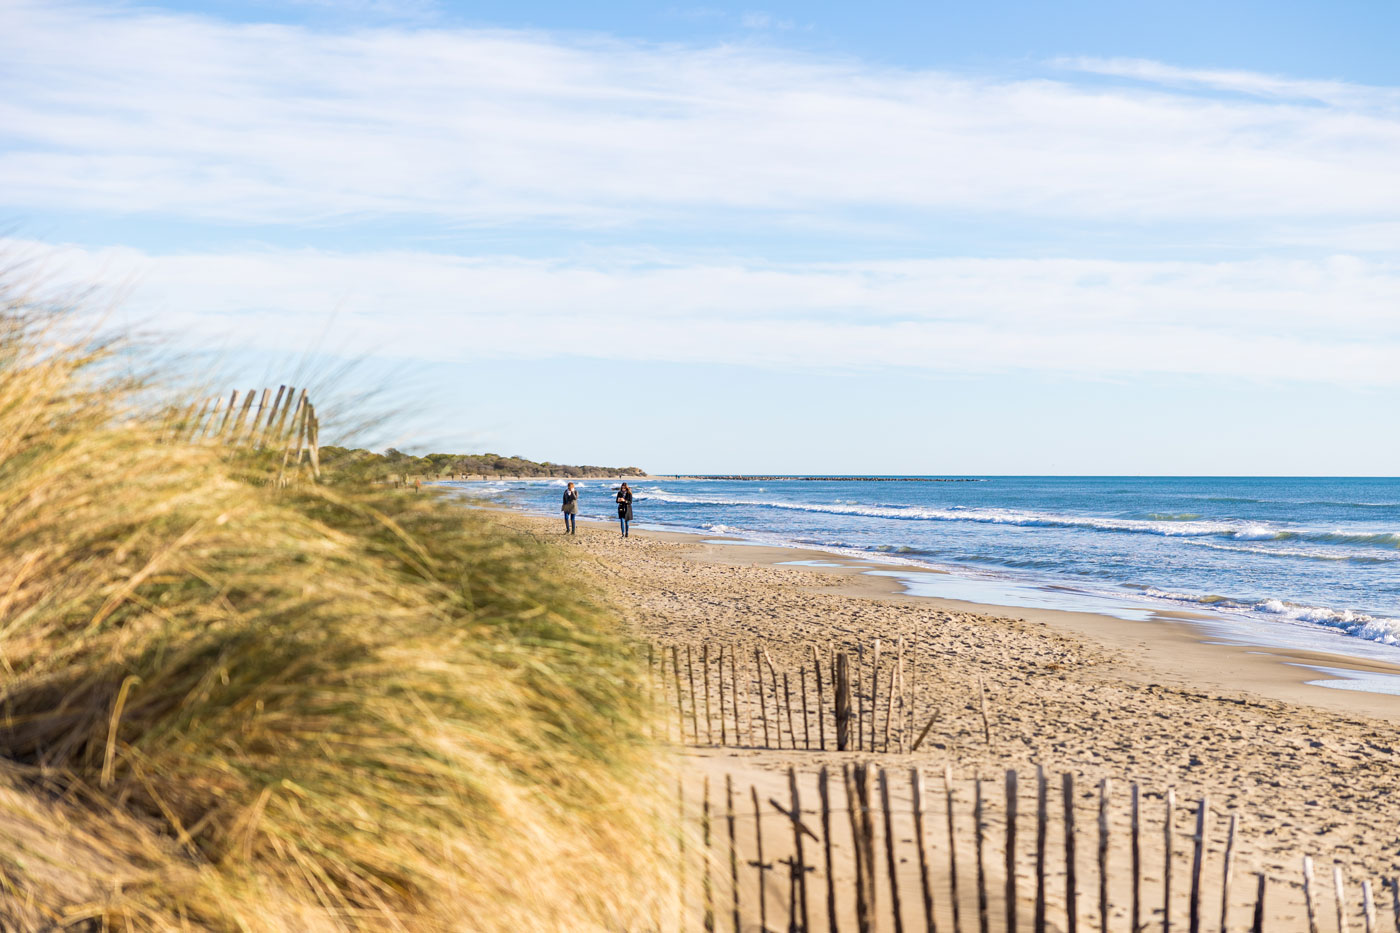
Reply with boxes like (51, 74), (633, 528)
(0, 285), (673, 929)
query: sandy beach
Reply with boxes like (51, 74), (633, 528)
(492, 509), (1400, 931)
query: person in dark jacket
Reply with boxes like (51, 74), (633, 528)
(615, 482), (633, 537)
(561, 482), (579, 535)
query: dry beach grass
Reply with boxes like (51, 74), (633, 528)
(0, 284), (673, 930)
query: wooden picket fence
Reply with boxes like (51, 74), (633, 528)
(651, 641), (1396, 932)
(673, 764), (1395, 933)
(645, 638), (940, 753)
(163, 385), (322, 482)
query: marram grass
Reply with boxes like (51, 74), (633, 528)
(0, 290), (674, 930)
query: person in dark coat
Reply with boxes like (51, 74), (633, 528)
(561, 482), (579, 535)
(615, 482), (633, 537)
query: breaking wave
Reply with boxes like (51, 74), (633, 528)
(637, 489), (1398, 550)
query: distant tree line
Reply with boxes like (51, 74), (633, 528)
(318, 446), (646, 482)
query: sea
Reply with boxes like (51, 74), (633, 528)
(443, 475), (1400, 678)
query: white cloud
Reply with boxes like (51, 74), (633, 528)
(16, 237), (1400, 387)
(1, 1), (1399, 235)
(1057, 57), (1400, 110)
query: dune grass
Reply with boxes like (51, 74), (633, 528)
(0, 286), (672, 929)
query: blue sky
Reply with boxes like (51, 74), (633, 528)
(3, 0), (1399, 473)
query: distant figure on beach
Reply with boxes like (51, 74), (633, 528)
(561, 482), (578, 535)
(616, 482), (633, 537)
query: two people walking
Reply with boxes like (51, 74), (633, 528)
(561, 481), (634, 537)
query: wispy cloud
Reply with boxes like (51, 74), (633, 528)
(2, 1), (1399, 236)
(20, 237), (1400, 386)
(1055, 56), (1400, 110)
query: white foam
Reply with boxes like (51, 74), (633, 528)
(637, 488), (1400, 553)
(1140, 588), (1400, 646)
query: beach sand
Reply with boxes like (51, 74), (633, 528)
(491, 510), (1400, 931)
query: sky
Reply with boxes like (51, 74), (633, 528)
(3, 0), (1399, 474)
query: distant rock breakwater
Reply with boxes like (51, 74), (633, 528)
(680, 475), (983, 482)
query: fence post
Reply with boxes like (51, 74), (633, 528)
(790, 767), (811, 933)
(836, 653), (852, 751)
(870, 639), (881, 752)
(846, 764), (874, 933)
(912, 768), (937, 933)
(755, 648), (770, 748)
(1220, 814), (1239, 933)
(1035, 766), (1048, 933)
(727, 775), (740, 933)
(686, 646), (700, 743)
(1064, 773), (1078, 933)
(702, 644), (713, 745)
(802, 667), (812, 750)
(1336, 866), (1351, 933)
(813, 645), (827, 751)
(1164, 789), (1175, 933)
(820, 767), (839, 933)
(1006, 770), (1019, 933)
(672, 647), (685, 742)
(704, 777), (715, 932)
(1303, 856), (1319, 933)
(1189, 798), (1209, 933)
(752, 786), (770, 933)
(1099, 779), (1111, 933)
(975, 776), (989, 933)
(946, 765), (964, 933)
(1132, 784), (1142, 933)
(880, 767), (906, 933)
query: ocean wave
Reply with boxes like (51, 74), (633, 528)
(1140, 588), (1400, 645)
(1185, 540), (1392, 563)
(638, 488), (1400, 552)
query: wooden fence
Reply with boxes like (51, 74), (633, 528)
(651, 641), (1394, 932)
(646, 638), (935, 753)
(673, 764), (1394, 933)
(163, 385), (321, 481)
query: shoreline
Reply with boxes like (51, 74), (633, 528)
(486, 507), (1400, 915)
(483, 501), (1400, 717)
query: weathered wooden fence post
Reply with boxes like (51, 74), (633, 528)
(752, 786), (770, 933)
(946, 765), (963, 933)
(727, 775), (740, 933)
(1099, 779), (1111, 933)
(975, 776), (989, 933)
(1007, 770), (1019, 933)
(836, 653), (852, 751)
(820, 767), (840, 933)
(911, 768), (936, 933)
(1132, 783), (1142, 933)
(1036, 766), (1048, 933)
(702, 644), (713, 745)
(686, 646), (701, 743)
(1220, 814), (1238, 933)
(755, 648), (771, 748)
(1064, 773), (1078, 933)
(704, 777), (715, 932)
(789, 767), (811, 933)
(1303, 856), (1319, 933)
(1164, 789), (1175, 933)
(870, 639), (882, 752)
(1189, 797), (1209, 933)
(1335, 866), (1350, 933)
(880, 767), (905, 933)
